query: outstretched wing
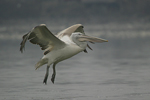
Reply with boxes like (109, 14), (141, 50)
(56, 24), (92, 53)
(56, 24), (85, 39)
(20, 24), (65, 55)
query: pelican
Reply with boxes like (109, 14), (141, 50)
(20, 24), (108, 84)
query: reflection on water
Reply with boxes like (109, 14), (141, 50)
(0, 21), (150, 100)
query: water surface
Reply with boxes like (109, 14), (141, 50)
(0, 21), (150, 100)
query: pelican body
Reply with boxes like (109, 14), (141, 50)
(20, 24), (108, 84)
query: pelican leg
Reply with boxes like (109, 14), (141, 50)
(43, 65), (50, 84)
(51, 63), (56, 84)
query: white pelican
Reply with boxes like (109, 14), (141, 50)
(20, 24), (108, 84)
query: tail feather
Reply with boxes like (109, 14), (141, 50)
(35, 58), (48, 70)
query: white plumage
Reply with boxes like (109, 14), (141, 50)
(20, 24), (108, 84)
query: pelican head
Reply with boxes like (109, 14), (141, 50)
(71, 32), (108, 49)
(70, 32), (87, 49)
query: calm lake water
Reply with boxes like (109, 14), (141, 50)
(0, 20), (150, 100)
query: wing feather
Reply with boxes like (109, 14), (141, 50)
(20, 24), (65, 53)
(56, 24), (85, 39)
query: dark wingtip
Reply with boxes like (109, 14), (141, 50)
(44, 50), (50, 55)
(19, 33), (30, 53)
(87, 44), (93, 50)
(83, 49), (88, 53)
(20, 46), (24, 53)
(20, 42), (25, 53)
(20, 42), (24, 53)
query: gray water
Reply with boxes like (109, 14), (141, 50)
(0, 21), (150, 100)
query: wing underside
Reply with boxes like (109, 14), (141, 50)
(20, 24), (65, 55)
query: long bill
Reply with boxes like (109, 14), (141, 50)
(77, 35), (108, 43)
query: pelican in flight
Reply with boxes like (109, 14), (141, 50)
(20, 24), (108, 84)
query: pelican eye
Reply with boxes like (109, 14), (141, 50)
(78, 33), (82, 35)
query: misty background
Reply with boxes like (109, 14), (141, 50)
(1, 0), (150, 22)
(1, 0), (150, 39)
(0, 0), (150, 100)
